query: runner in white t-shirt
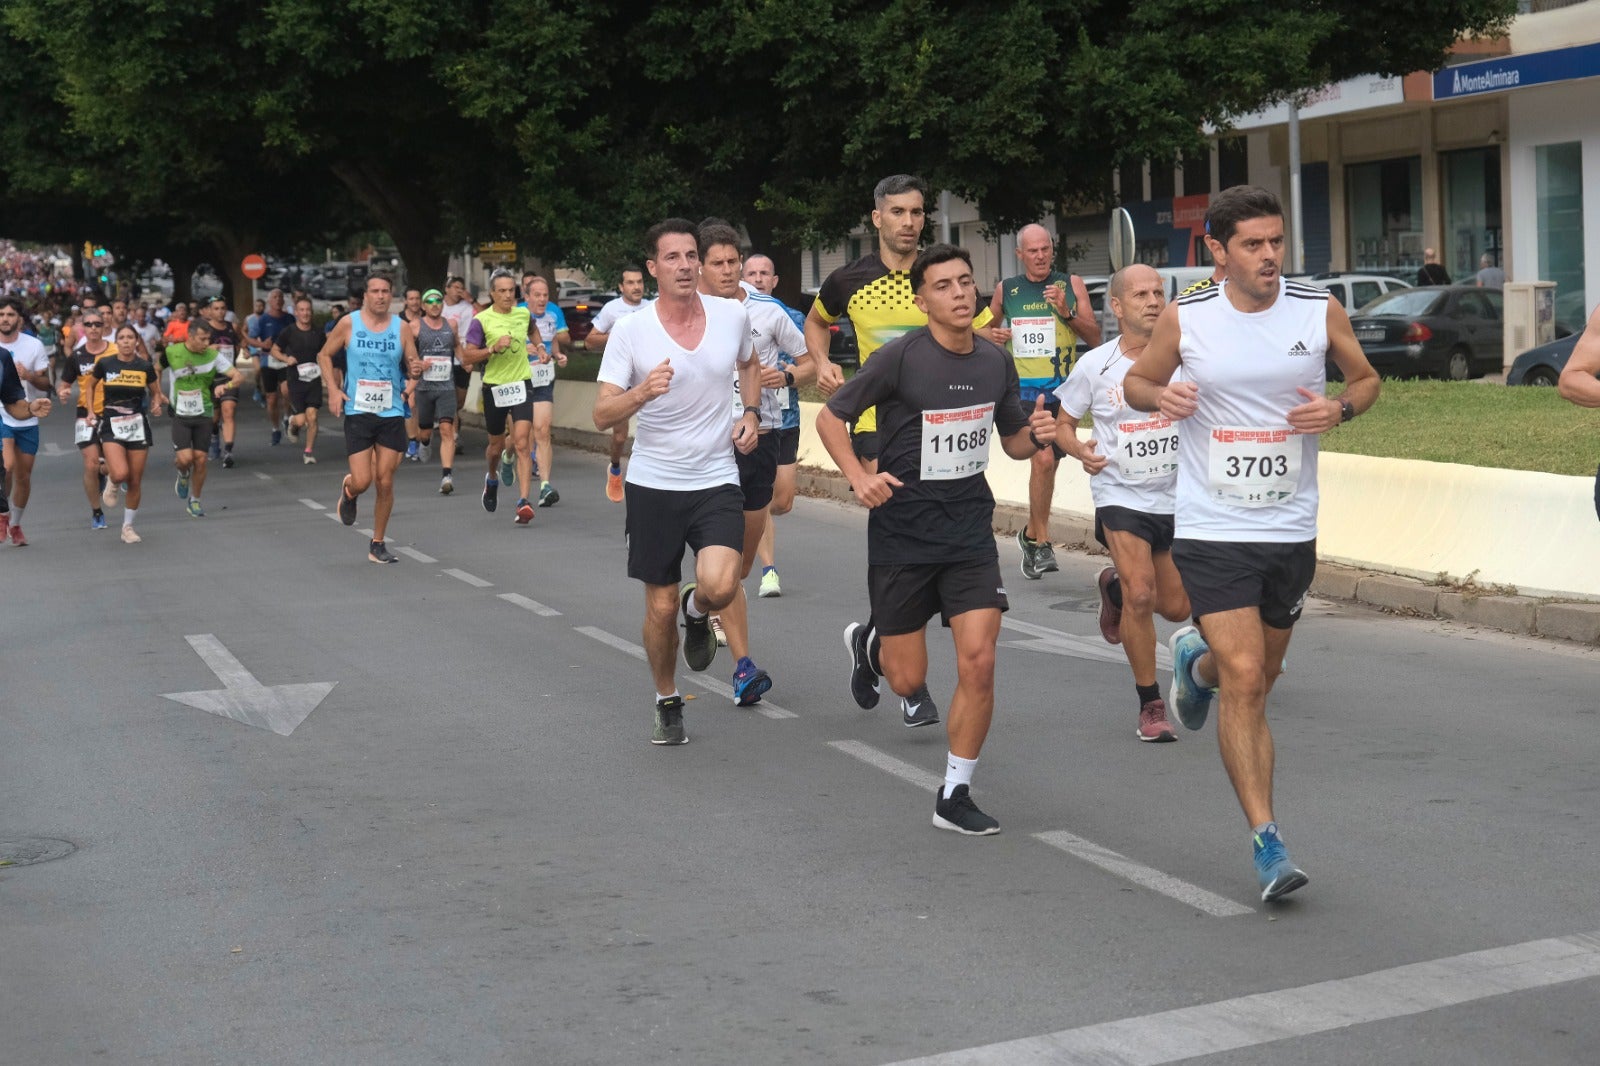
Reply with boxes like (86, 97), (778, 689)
(586, 266), (649, 502)
(439, 275), (477, 412)
(1124, 186), (1380, 903)
(0, 296), (51, 545)
(1054, 264), (1189, 743)
(593, 219), (762, 747)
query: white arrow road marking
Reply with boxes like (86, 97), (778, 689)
(162, 634), (335, 737)
(1000, 617), (1173, 670)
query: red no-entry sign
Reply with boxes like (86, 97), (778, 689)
(241, 254), (267, 280)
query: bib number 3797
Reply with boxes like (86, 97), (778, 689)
(921, 402), (995, 481)
(1207, 426), (1300, 507)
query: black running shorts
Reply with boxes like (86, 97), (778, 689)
(624, 482), (744, 586)
(344, 413), (407, 456)
(1095, 506), (1176, 553)
(1170, 538), (1317, 630)
(850, 428), (879, 463)
(482, 380), (534, 436)
(287, 373), (323, 413)
(170, 415), (213, 453)
(775, 426), (800, 466)
(735, 431), (779, 511)
(868, 557), (1009, 636)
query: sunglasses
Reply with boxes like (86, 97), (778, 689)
(84, 320), (105, 326)
(423, 298), (442, 305)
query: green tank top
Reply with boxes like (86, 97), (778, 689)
(476, 306), (534, 386)
(1001, 271), (1079, 390)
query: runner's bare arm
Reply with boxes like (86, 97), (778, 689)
(988, 282), (1011, 346)
(1066, 275), (1102, 347)
(593, 360), (672, 431)
(318, 317), (350, 407)
(1558, 304), (1600, 408)
(806, 307), (843, 395)
(1124, 303), (1188, 417)
(1311, 298), (1379, 431)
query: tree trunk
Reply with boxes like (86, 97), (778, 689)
(207, 230), (259, 317)
(166, 247), (201, 306)
(330, 160), (449, 290)
(743, 212), (807, 313)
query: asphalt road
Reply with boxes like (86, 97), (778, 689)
(3, 410), (1598, 1065)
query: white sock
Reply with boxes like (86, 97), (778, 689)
(943, 752), (977, 799)
(684, 594), (706, 620)
(656, 690), (681, 703)
(123, 507), (138, 528)
(9, 505), (22, 526)
(1189, 654), (1210, 691)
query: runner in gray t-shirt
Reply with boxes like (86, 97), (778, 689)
(411, 289), (461, 494)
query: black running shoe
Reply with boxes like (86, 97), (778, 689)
(481, 475), (498, 513)
(933, 784), (1000, 836)
(368, 540), (398, 564)
(337, 476), (358, 525)
(842, 622), (881, 709)
(900, 684), (939, 727)
(652, 695), (687, 745)
(680, 583), (716, 672)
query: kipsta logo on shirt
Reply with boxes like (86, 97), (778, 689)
(1287, 341), (1312, 357)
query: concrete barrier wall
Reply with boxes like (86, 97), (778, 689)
(533, 381), (1600, 600)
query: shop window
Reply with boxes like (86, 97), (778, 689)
(1346, 157), (1422, 271)
(1442, 147), (1502, 281)
(1218, 138), (1248, 189)
(1183, 153), (1211, 196)
(1149, 163), (1175, 202)
(1536, 142), (1585, 331)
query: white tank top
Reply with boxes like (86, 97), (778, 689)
(1174, 277), (1329, 542)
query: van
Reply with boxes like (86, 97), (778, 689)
(1100, 267), (1216, 341)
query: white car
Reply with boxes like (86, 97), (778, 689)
(1300, 273), (1412, 313)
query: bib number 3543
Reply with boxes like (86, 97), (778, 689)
(1207, 426), (1300, 507)
(921, 402), (995, 481)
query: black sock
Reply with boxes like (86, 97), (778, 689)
(1108, 573), (1123, 608)
(92, 507), (103, 518)
(1136, 682), (1161, 705)
(370, 539), (383, 550)
(442, 466), (452, 477)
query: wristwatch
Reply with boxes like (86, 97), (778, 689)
(1339, 398), (1355, 423)
(743, 404), (760, 417)
(783, 370), (795, 387)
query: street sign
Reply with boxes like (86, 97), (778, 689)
(1108, 208), (1136, 272)
(240, 254), (267, 279)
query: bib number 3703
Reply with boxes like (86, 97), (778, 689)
(921, 402), (995, 481)
(1207, 426), (1300, 507)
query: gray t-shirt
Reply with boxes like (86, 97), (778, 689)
(1476, 266), (1506, 289)
(415, 319), (457, 392)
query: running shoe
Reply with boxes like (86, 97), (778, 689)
(253, 388), (266, 407)
(175, 469), (190, 500)
(187, 500), (205, 518)
(419, 443), (431, 463)
(1097, 566), (1123, 645)
(900, 684), (939, 727)
(368, 540), (398, 565)
(731, 656), (772, 707)
(286, 417), (298, 443)
(1136, 698), (1177, 742)
(499, 449), (515, 485)
(222, 452), (235, 469)
(405, 440), (420, 462)
(933, 785), (1000, 836)
(9, 524), (26, 547)
(538, 482), (559, 507)
(481, 476), (499, 513)
(680, 583), (716, 672)
(708, 614), (728, 646)
(303, 451), (316, 464)
(1253, 823), (1309, 902)
(91, 511), (107, 530)
(207, 438), (222, 460)
(758, 568), (781, 598)
(606, 464), (624, 503)
(439, 475), (454, 496)
(337, 476), (358, 525)
(272, 429), (283, 446)
(119, 525), (141, 544)
(842, 622), (881, 710)
(514, 498), (535, 525)
(652, 695), (687, 746)
(1017, 529), (1057, 579)
(101, 480), (119, 508)
(1167, 626), (1215, 731)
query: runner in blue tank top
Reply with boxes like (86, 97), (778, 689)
(316, 273), (421, 564)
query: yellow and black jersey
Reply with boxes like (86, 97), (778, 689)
(813, 253), (994, 434)
(93, 354), (156, 413)
(1178, 276), (1217, 298)
(61, 345), (112, 415)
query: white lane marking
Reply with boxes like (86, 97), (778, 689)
(42, 442), (71, 457)
(827, 740), (942, 792)
(299, 498), (325, 510)
(443, 568), (492, 588)
(323, 513), (342, 522)
(882, 930), (1600, 1065)
(573, 626), (796, 719)
(396, 546), (437, 564)
(1034, 831), (1252, 918)
(499, 593), (561, 617)
(1001, 616), (1173, 670)
(254, 472), (272, 481)
(358, 528), (375, 538)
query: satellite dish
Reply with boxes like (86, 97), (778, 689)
(1108, 208), (1136, 272)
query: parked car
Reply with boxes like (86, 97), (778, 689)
(560, 289), (615, 344)
(829, 317), (858, 367)
(1506, 333), (1580, 386)
(1300, 272), (1412, 313)
(1344, 286), (1504, 381)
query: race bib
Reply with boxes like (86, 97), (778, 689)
(1116, 416), (1179, 482)
(109, 413), (145, 444)
(297, 362), (321, 382)
(921, 402), (995, 481)
(777, 389), (794, 410)
(174, 389), (205, 417)
(266, 354), (287, 370)
(1207, 426), (1301, 507)
(74, 418), (94, 445)
(490, 379), (527, 408)
(528, 360), (555, 388)
(1011, 316), (1056, 362)
(423, 357), (453, 383)
(352, 378), (393, 415)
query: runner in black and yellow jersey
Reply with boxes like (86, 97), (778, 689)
(95, 325), (167, 543)
(55, 312), (113, 529)
(810, 174), (995, 471)
(987, 223), (1100, 580)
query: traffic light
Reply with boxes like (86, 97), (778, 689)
(94, 247), (108, 258)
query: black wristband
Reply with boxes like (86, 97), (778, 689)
(1029, 430), (1046, 451)
(1339, 397), (1355, 423)
(783, 370), (795, 387)
(743, 404), (760, 416)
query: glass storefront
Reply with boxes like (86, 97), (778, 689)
(1535, 141), (1586, 333)
(1346, 157), (1422, 272)
(1441, 147), (1503, 282)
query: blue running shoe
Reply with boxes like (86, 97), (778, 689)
(481, 475), (499, 513)
(1253, 823), (1309, 902)
(175, 469), (190, 500)
(731, 656), (772, 706)
(1167, 625), (1215, 731)
(91, 511), (107, 531)
(499, 449), (515, 485)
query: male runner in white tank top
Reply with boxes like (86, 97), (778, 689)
(1124, 186), (1380, 902)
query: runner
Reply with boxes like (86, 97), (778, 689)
(522, 276), (569, 506)
(411, 288), (460, 494)
(0, 345), (51, 540)
(439, 276), (476, 413)
(987, 224), (1100, 579)
(131, 303), (163, 363)
(0, 296), (51, 545)
(270, 295), (325, 464)
(164, 319), (244, 517)
(696, 224), (814, 705)
(585, 265), (648, 502)
(248, 288), (293, 446)
(95, 325), (167, 543)
(201, 297), (247, 467)
(592, 218), (762, 745)
(1123, 185), (1381, 900)
(162, 302), (191, 343)
(460, 271), (537, 523)
(317, 273), (420, 564)
(817, 244), (1058, 833)
(1053, 264), (1188, 742)
(742, 254), (811, 598)
(54, 310), (113, 529)
(401, 287), (425, 459)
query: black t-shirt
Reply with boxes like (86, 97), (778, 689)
(93, 355), (157, 413)
(276, 324), (324, 363)
(0, 349), (22, 407)
(826, 327), (1028, 564)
